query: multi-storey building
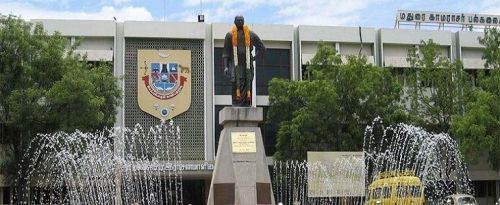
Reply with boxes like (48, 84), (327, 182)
(0, 18), (498, 204)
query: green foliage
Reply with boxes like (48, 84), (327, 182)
(0, 15), (121, 184)
(479, 28), (500, 69)
(451, 28), (500, 171)
(269, 80), (341, 160)
(451, 89), (500, 170)
(406, 40), (471, 133)
(269, 42), (403, 160)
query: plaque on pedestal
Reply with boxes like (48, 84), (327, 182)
(232, 132), (256, 153)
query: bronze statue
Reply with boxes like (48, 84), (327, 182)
(223, 15), (265, 107)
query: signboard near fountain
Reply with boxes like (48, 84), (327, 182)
(307, 152), (365, 197)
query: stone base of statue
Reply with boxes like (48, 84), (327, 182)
(207, 107), (275, 205)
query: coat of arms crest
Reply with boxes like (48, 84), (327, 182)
(137, 49), (191, 119)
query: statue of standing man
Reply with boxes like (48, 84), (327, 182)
(223, 15), (265, 107)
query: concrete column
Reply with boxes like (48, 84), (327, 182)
(113, 21), (125, 205)
(113, 22), (125, 128)
(114, 129), (125, 205)
(205, 23), (215, 161)
(292, 28), (299, 81)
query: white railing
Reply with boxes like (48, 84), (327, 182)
(302, 54), (375, 65)
(384, 56), (411, 68)
(462, 58), (486, 69)
(341, 55), (375, 65)
(74, 50), (113, 61)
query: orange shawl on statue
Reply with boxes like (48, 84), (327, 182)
(231, 25), (251, 69)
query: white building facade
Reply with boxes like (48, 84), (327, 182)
(0, 19), (498, 204)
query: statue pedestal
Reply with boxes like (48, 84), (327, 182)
(207, 107), (275, 205)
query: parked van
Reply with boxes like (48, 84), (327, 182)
(366, 171), (425, 205)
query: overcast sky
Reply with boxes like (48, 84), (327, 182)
(1, 0), (500, 28)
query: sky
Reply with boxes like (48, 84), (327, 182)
(1, 0), (500, 28)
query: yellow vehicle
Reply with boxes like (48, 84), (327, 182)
(366, 171), (425, 205)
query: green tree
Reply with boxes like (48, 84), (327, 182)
(406, 40), (471, 133)
(451, 28), (500, 171)
(479, 28), (500, 69)
(0, 15), (121, 201)
(269, 42), (403, 160)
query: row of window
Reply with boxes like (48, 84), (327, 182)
(390, 67), (491, 87)
(213, 48), (291, 95)
(369, 185), (422, 199)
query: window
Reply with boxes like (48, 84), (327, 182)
(3, 187), (10, 204)
(213, 48), (232, 95)
(382, 186), (391, 198)
(397, 185), (408, 197)
(255, 49), (290, 95)
(213, 48), (291, 95)
(458, 196), (476, 204)
(301, 65), (310, 80)
(473, 180), (496, 198)
(464, 69), (479, 86)
(373, 188), (382, 199)
(391, 67), (407, 86)
(398, 186), (421, 198)
(0, 123), (6, 143)
(465, 69), (493, 87)
(259, 106), (277, 155)
(214, 105), (225, 154)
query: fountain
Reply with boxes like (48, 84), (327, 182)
(272, 118), (473, 205)
(364, 118), (473, 203)
(15, 116), (473, 205)
(17, 121), (183, 204)
(272, 160), (366, 205)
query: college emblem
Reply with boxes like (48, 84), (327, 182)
(137, 49), (191, 120)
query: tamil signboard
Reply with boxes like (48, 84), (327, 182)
(137, 49), (191, 120)
(397, 10), (500, 27)
(307, 152), (365, 197)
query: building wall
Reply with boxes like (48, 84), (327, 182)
(457, 31), (487, 69)
(32, 19), (116, 37)
(123, 38), (206, 160)
(73, 37), (114, 61)
(380, 28), (453, 45)
(298, 26), (377, 67)
(22, 20), (499, 200)
(120, 21), (209, 161)
(75, 37), (114, 50)
(31, 19), (117, 62)
(298, 25), (376, 43)
(340, 43), (373, 56)
(462, 48), (484, 58)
